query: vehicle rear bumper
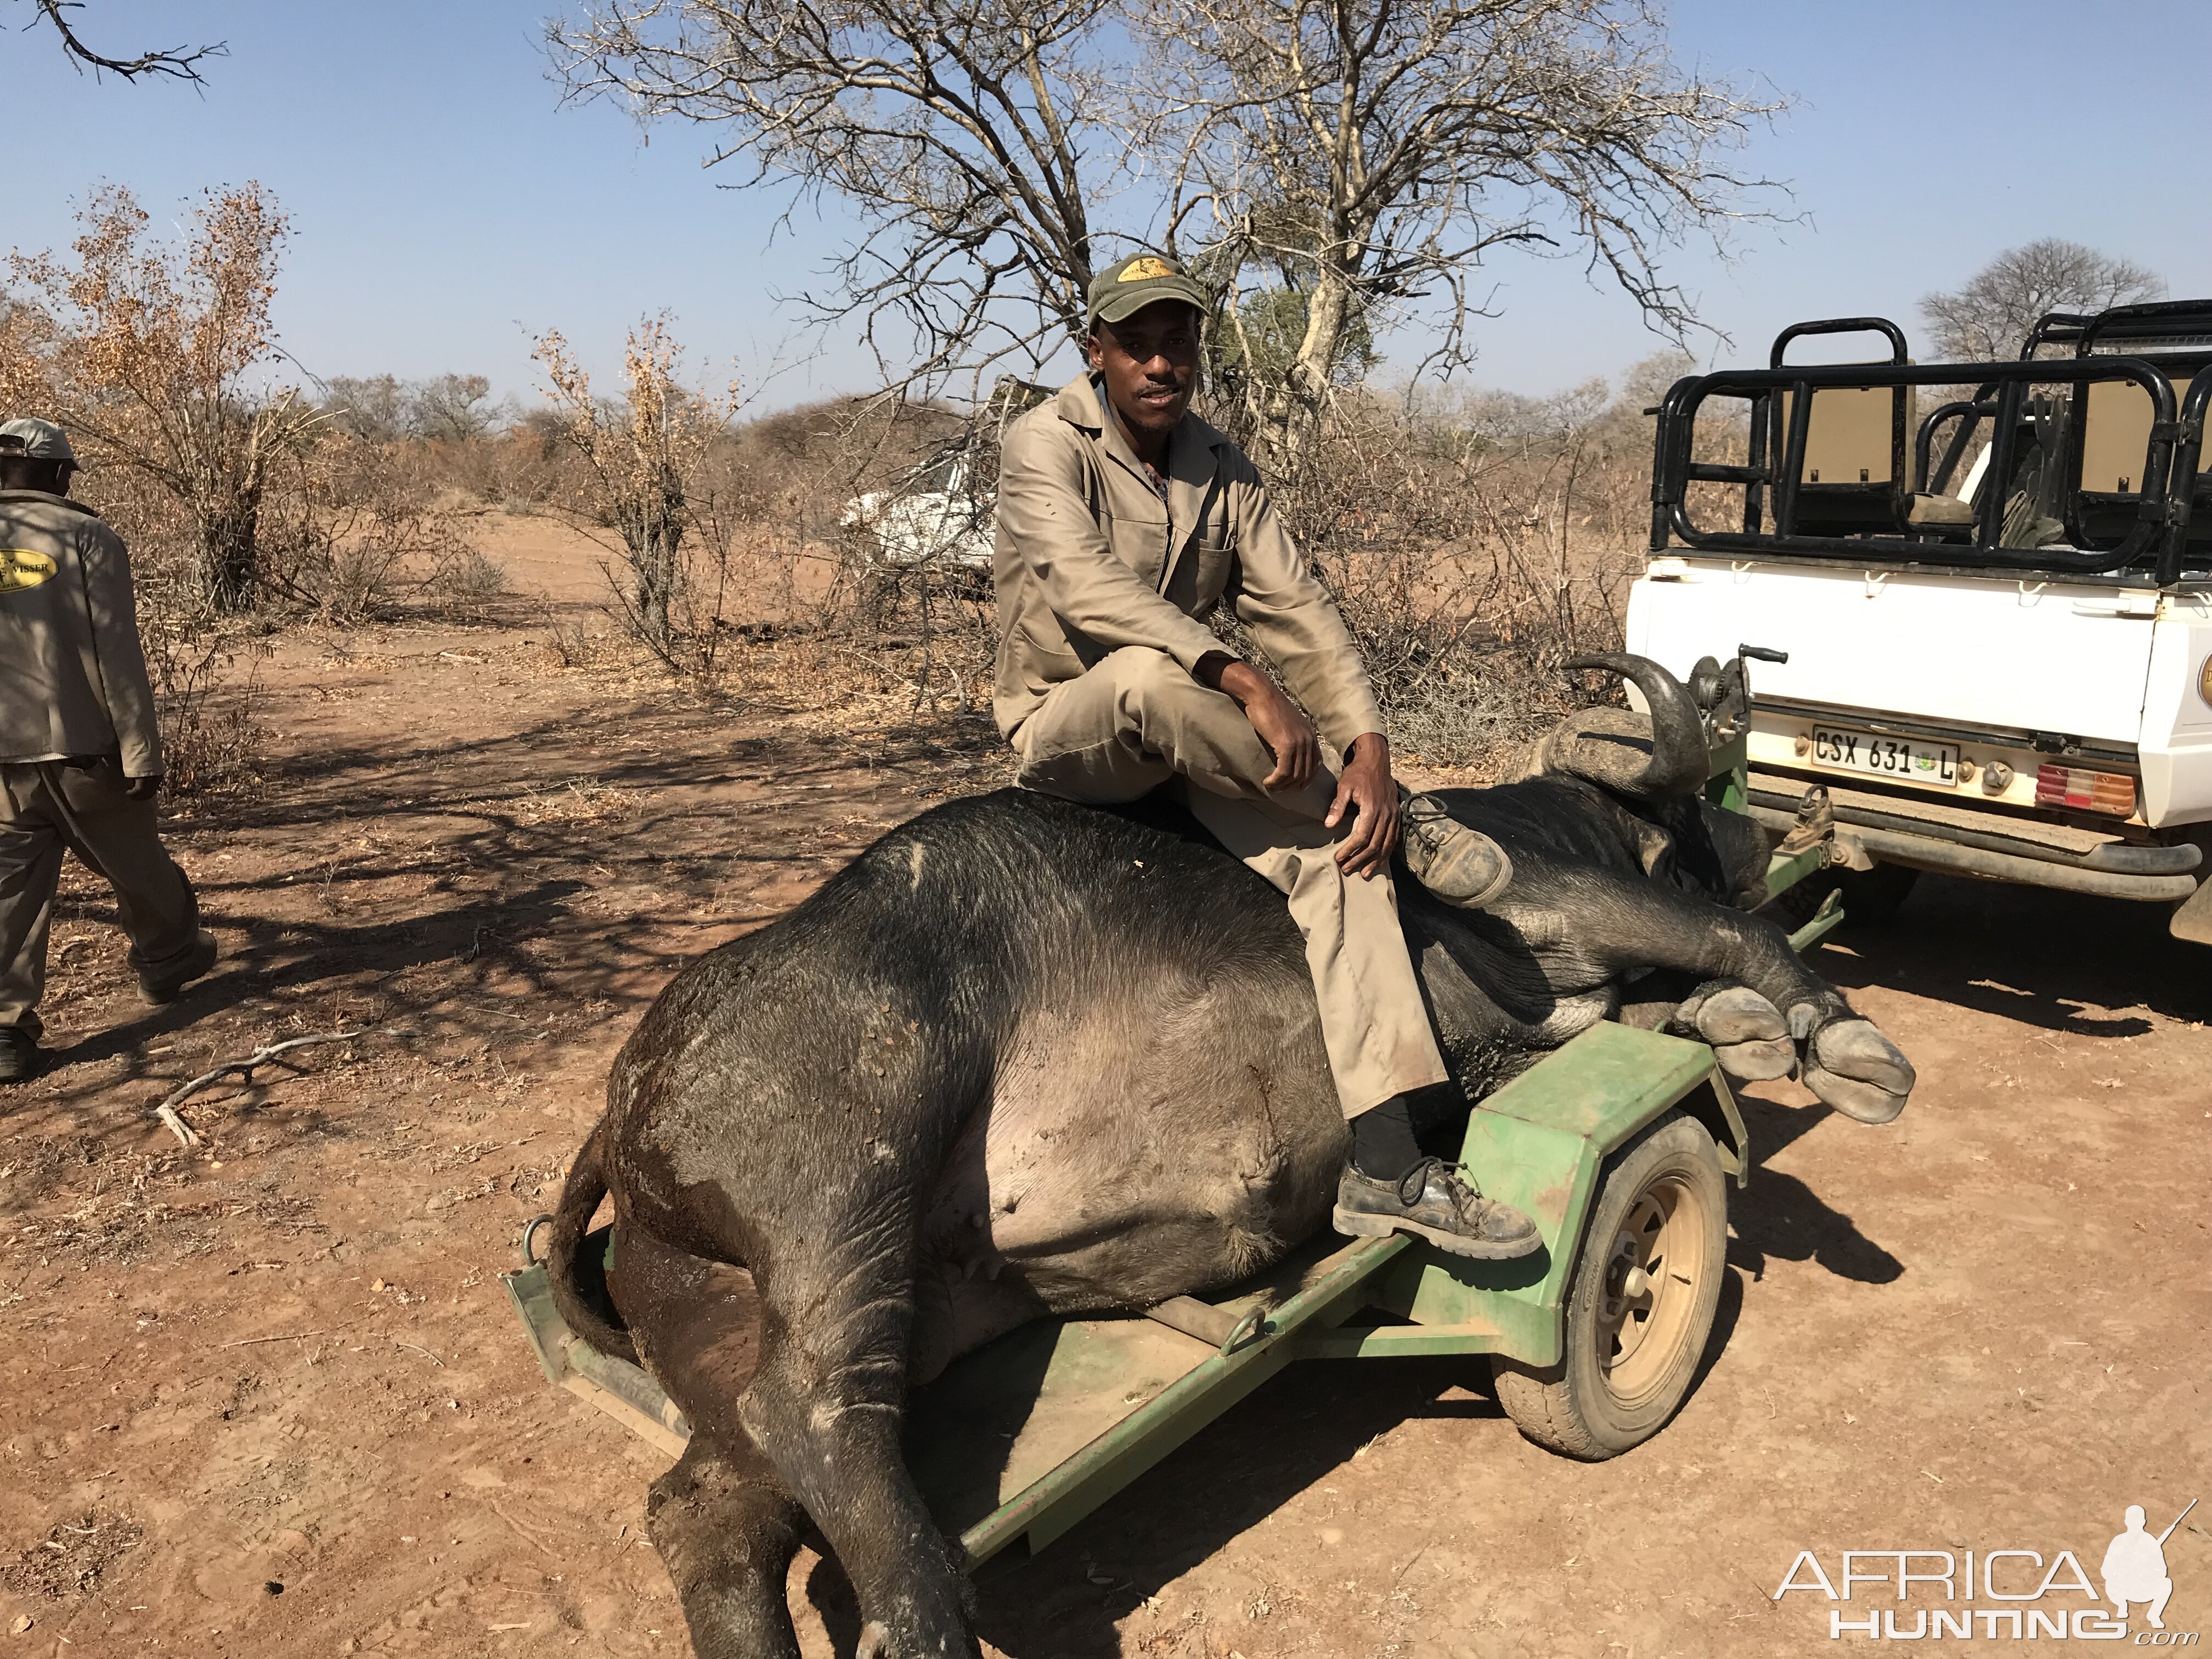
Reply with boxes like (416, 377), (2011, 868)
(1745, 789), (2202, 901)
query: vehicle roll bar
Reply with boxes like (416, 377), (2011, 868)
(1769, 317), (1909, 369)
(2075, 300), (2212, 357)
(1650, 355), (2188, 575)
(1914, 397), (1996, 499)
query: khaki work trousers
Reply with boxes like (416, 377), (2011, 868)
(0, 758), (201, 1041)
(1013, 646), (1447, 1118)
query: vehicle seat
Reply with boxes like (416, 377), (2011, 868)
(2073, 374), (2212, 562)
(1778, 386), (1913, 535)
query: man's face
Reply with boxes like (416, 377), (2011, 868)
(1088, 301), (1199, 444)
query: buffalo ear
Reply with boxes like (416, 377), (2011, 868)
(1632, 818), (1675, 878)
(1696, 798), (1776, 906)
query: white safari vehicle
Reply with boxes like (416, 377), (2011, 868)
(1627, 303), (2212, 943)
(839, 448), (996, 573)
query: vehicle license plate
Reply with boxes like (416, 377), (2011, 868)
(1810, 725), (1960, 787)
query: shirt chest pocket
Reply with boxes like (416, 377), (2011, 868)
(1188, 497), (1237, 602)
(1196, 514), (1238, 580)
(1099, 503), (1173, 589)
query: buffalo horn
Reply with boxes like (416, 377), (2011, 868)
(1558, 653), (1711, 800)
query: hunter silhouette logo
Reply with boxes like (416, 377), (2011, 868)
(2106, 1500), (2193, 1630)
(0, 548), (57, 592)
(1773, 1497), (2198, 1641)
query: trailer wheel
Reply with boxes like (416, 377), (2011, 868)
(1491, 1111), (1726, 1459)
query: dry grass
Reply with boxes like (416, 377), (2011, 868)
(504, 778), (650, 828)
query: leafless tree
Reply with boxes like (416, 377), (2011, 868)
(1919, 239), (2165, 362)
(549, 0), (1783, 477)
(548, 0), (1133, 394)
(408, 373), (498, 441)
(1154, 0), (1786, 472)
(323, 372), (501, 442)
(20, 0), (224, 82)
(323, 373), (409, 441)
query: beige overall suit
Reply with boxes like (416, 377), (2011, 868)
(0, 490), (200, 1040)
(993, 377), (1447, 1116)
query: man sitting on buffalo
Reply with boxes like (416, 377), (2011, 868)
(993, 253), (1538, 1259)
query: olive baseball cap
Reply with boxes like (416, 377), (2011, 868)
(0, 417), (78, 466)
(1086, 254), (1208, 331)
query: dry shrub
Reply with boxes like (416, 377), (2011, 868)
(140, 612), (267, 798)
(777, 382), (1039, 715)
(1263, 369), (1679, 772)
(685, 391), (981, 714)
(684, 362), (1678, 758)
(532, 316), (746, 680)
(424, 426), (576, 516)
(256, 437), (500, 625)
(544, 618), (618, 669)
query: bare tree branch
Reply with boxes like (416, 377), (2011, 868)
(25, 0), (225, 83)
(1148, 0), (1792, 472)
(548, 0), (1141, 399)
(547, 0), (1790, 476)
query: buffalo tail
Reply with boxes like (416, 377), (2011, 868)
(544, 1120), (640, 1365)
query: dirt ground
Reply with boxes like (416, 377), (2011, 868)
(2, 533), (2207, 1658)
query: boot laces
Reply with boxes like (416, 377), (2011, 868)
(1396, 1156), (1481, 1211)
(1400, 792), (1454, 834)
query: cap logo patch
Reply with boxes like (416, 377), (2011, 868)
(1119, 257), (1175, 282)
(0, 548), (58, 594)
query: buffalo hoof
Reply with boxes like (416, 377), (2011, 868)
(1802, 1019), (1915, 1124)
(1681, 987), (1796, 1082)
(1714, 1036), (1798, 1082)
(1692, 985), (1788, 1046)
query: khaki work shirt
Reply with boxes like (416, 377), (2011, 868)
(992, 375), (1386, 754)
(0, 490), (163, 776)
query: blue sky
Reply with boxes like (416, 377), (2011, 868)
(3, 0), (2206, 413)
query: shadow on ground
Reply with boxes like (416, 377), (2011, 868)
(1806, 871), (2209, 1035)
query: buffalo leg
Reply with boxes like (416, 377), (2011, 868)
(1500, 867), (1841, 1017)
(737, 1236), (977, 1659)
(1499, 871), (1914, 1115)
(610, 1224), (815, 1656)
(646, 1436), (811, 1659)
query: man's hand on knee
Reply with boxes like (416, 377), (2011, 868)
(1329, 735), (1400, 878)
(1198, 653), (1320, 791)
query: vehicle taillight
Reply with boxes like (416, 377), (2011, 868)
(2035, 764), (2135, 816)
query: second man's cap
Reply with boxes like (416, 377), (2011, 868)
(0, 417), (78, 466)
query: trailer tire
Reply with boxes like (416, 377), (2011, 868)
(1490, 1110), (1726, 1460)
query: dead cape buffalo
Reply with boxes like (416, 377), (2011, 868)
(545, 654), (1912, 1659)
